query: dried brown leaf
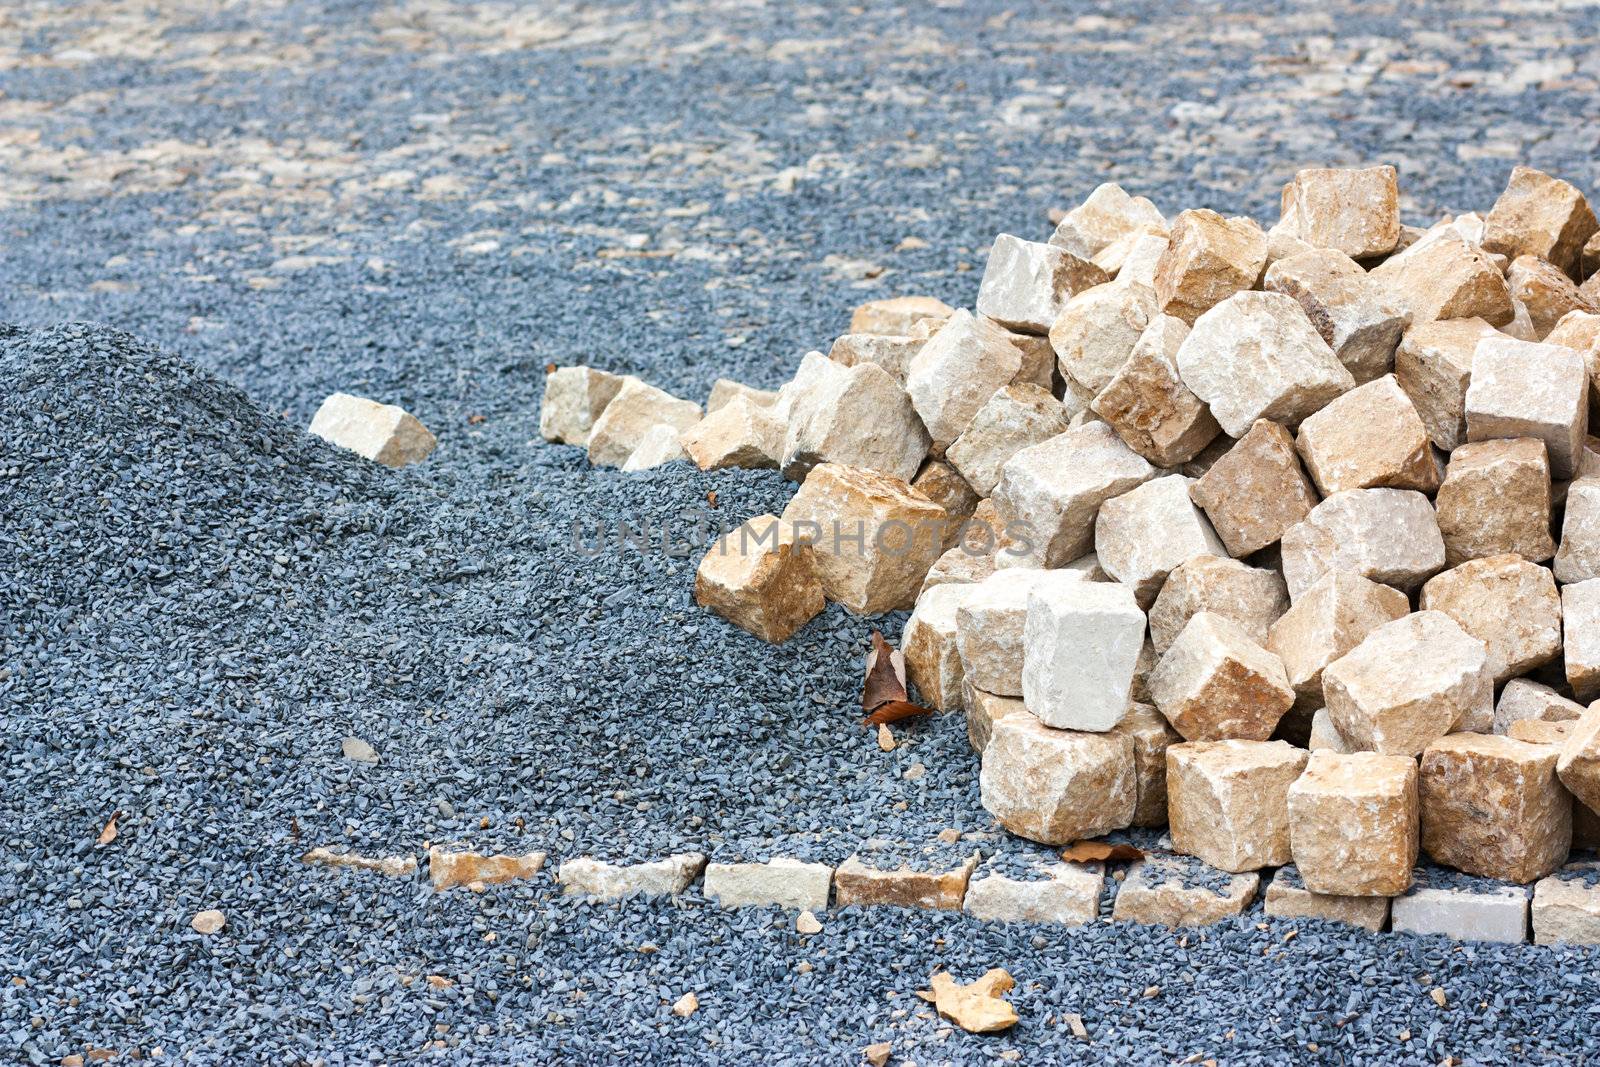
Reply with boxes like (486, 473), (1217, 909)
(1058, 841), (1144, 864)
(864, 700), (933, 726)
(95, 811), (121, 848)
(919, 969), (1018, 1033)
(863, 631), (909, 712)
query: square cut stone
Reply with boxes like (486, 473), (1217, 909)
(1482, 165), (1599, 280)
(586, 378), (702, 468)
(977, 234), (1109, 334)
(1565, 578), (1600, 700)
(1323, 611), (1492, 757)
(681, 395), (783, 471)
(1509, 719), (1574, 745)
(782, 356), (929, 482)
(1094, 476), (1227, 609)
(956, 569), (1083, 696)
(1368, 231), (1514, 327)
(921, 544), (998, 596)
(694, 515), (825, 645)
(1277, 165), (1401, 260)
(1189, 420), (1320, 557)
(780, 464), (946, 615)
(1464, 336), (1589, 479)
(309, 392), (438, 469)
(1420, 733), (1571, 883)
(1090, 314), (1221, 466)
(1262, 249), (1405, 384)
(828, 332), (924, 384)
(1435, 439), (1555, 566)
(1288, 752), (1418, 896)
(849, 295), (955, 336)
(905, 308), (1023, 449)
(1049, 182), (1167, 261)
(704, 858), (833, 910)
(1112, 702), (1183, 827)
(1266, 572), (1410, 708)
(1116, 231), (1172, 289)
(962, 680), (1025, 754)
(1148, 555), (1288, 657)
(1420, 555), (1562, 684)
(1545, 311), (1600, 418)
(620, 424), (688, 472)
(1494, 678), (1585, 736)
(1556, 478), (1600, 583)
(1111, 854), (1260, 926)
(963, 854), (1104, 925)
(834, 845), (980, 911)
(557, 853), (706, 900)
(1263, 867), (1390, 932)
(979, 714), (1136, 844)
(990, 421), (1156, 567)
(539, 366), (624, 446)
(1153, 209), (1269, 325)
(1021, 578), (1145, 731)
(1280, 488), (1445, 600)
(911, 459), (979, 546)
(901, 584), (975, 712)
(1050, 281), (1158, 392)
(1509, 255), (1596, 340)
(1293, 375), (1437, 495)
(707, 378), (778, 413)
(946, 383), (1070, 497)
(1149, 612), (1295, 742)
(1556, 705), (1600, 813)
(1174, 291), (1355, 438)
(1394, 318), (1500, 451)
(1168, 739), (1308, 872)
(1532, 864), (1600, 945)
(1390, 874), (1529, 943)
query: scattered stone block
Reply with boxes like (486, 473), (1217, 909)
(1167, 739), (1308, 872)
(1175, 291), (1355, 437)
(963, 854), (1104, 925)
(1152, 209), (1269, 325)
(1435, 438), (1555, 565)
(1308, 708), (1354, 753)
(1090, 314), (1221, 466)
(977, 234), (1109, 334)
(979, 713), (1137, 843)
(1050, 281), (1157, 392)
(1390, 872), (1529, 943)
(910, 460), (979, 546)
(902, 583), (974, 711)
(557, 853), (706, 900)
(1262, 249), (1405, 385)
(1112, 702), (1183, 827)
(1021, 577), (1145, 731)
(962, 680), (1025, 754)
(849, 295), (955, 336)
(1494, 678), (1586, 736)
(834, 845), (982, 911)
(905, 308), (1024, 450)
(1532, 864), (1600, 945)
(1279, 488), (1445, 599)
(990, 421), (1156, 567)
(620, 424), (689, 472)
(1266, 571), (1409, 707)
(540, 366), (624, 445)
(1420, 554), (1562, 684)
(1393, 317), (1500, 451)
(1263, 866), (1390, 932)
(707, 378), (779, 413)
(1288, 751), (1418, 896)
(1464, 336), (1589, 479)
(1482, 165), (1599, 281)
(1094, 476), (1227, 609)
(587, 378), (702, 468)
(1556, 705), (1600, 812)
(829, 332), (925, 384)
(301, 847), (417, 878)
(1111, 853), (1260, 926)
(1277, 165), (1401, 260)
(1049, 182), (1167, 262)
(1556, 477), (1600, 583)
(429, 847), (547, 891)
(1420, 733), (1571, 882)
(1148, 555), (1288, 657)
(310, 392), (437, 468)
(680, 395), (783, 470)
(956, 568), (1083, 696)
(1189, 419), (1321, 557)
(1323, 612), (1492, 757)
(946, 383), (1070, 496)
(780, 464), (946, 615)
(782, 357), (929, 482)
(1564, 578), (1600, 699)
(1368, 231), (1514, 327)
(1149, 612), (1295, 742)
(695, 515), (825, 644)
(921, 544), (998, 595)
(1293, 375), (1438, 495)
(703, 857), (833, 910)
(1508, 255), (1596, 340)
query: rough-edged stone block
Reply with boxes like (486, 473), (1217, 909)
(1277, 165), (1401, 260)
(1420, 555), (1562, 684)
(1556, 477), (1600, 583)
(1482, 165), (1599, 280)
(1091, 314), (1220, 467)
(620, 423), (688, 472)
(1094, 475), (1226, 609)
(849, 295), (955, 336)
(1390, 876), (1529, 943)
(586, 378), (701, 468)
(1153, 209), (1269, 325)
(1308, 708), (1354, 753)
(1050, 281), (1157, 393)
(1293, 375), (1438, 495)
(1021, 578), (1145, 731)
(1465, 335), (1589, 479)
(1049, 182), (1167, 261)
(1168, 739), (1308, 872)
(782, 357), (929, 482)
(1495, 678), (1585, 736)
(904, 308), (1023, 450)
(1266, 571), (1410, 708)
(1111, 854), (1260, 926)
(1556, 705), (1600, 813)
(558, 853), (705, 900)
(707, 378), (778, 414)
(703, 858), (833, 910)
(1420, 733), (1571, 883)
(681, 395), (783, 470)
(1148, 555), (1287, 657)
(1112, 702), (1183, 827)
(956, 568), (1081, 696)
(1510, 719), (1575, 745)
(695, 515), (825, 644)
(1263, 249), (1405, 385)
(1565, 578), (1600, 700)
(977, 234), (1109, 334)
(1394, 317), (1500, 451)
(910, 459), (979, 547)
(1368, 231), (1514, 328)
(1288, 752), (1418, 896)
(1264, 866), (1390, 932)
(921, 543), (997, 596)
(1509, 255), (1596, 340)
(963, 855), (1104, 925)
(310, 392), (437, 468)
(1435, 438), (1555, 566)
(979, 714), (1136, 844)
(1532, 864), (1600, 945)
(834, 846), (980, 911)
(963, 680), (1025, 755)
(828, 332), (924, 384)
(429, 847), (546, 891)
(1189, 420), (1320, 557)
(902, 583), (974, 712)
(1149, 612), (1295, 742)
(540, 366), (624, 445)
(1279, 488), (1445, 600)
(946, 383), (1070, 496)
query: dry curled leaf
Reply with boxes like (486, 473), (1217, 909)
(918, 969), (1018, 1033)
(95, 811), (122, 848)
(1059, 840), (1144, 864)
(864, 700), (933, 726)
(863, 631), (910, 712)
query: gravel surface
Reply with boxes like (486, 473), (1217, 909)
(6, 0), (1600, 1063)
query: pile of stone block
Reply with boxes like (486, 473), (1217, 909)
(539, 163), (1600, 937)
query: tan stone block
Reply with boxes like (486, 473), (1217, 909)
(1263, 869), (1390, 931)
(782, 356), (929, 482)
(1394, 318), (1500, 451)
(1508, 255), (1597, 340)
(902, 583), (973, 712)
(1509, 719), (1574, 745)
(964, 856), (1105, 925)
(301, 847), (416, 878)
(1280, 488), (1444, 599)
(1465, 336), (1589, 479)
(1149, 612), (1295, 742)
(956, 568), (1083, 696)
(1277, 165), (1401, 260)
(703, 857), (832, 910)
(978, 234), (1109, 334)
(834, 847), (980, 911)
(1368, 231), (1514, 327)
(1420, 555), (1561, 684)
(1262, 248), (1405, 384)
(1556, 478), (1600, 583)
(1494, 678), (1586, 736)
(979, 714), (1136, 843)
(1022, 578), (1145, 731)
(1293, 375), (1437, 495)
(1435, 439), (1555, 566)
(706, 378), (778, 413)
(1049, 182), (1168, 261)
(910, 459), (979, 547)
(1175, 291), (1355, 437)
(906, 309), (1024, 449)
(1094, 475), (1226, 609)
(1167, 739), (1307, 871)
(1309, 708), (1354, 753)
(828, 332), (924, 384)
(920, 544), (998, 596)
(1111, 702), (1183, 827)
(539, 366), (624, 445)
(1267, 572), (1410, 707)
(1532, 864), (1600, 945)
(1148, 555), (1287, 657)
(1153, 209), (1269, 325)
(680, 395), (783, 471)
(1420, 732), (1571, 882)
(849, 295), (955, 336)
(694, 515), (825, 644)
(1556, 706), (1600, 813)
(1115, 231), (1172, 289)
(1482, 165), (1599, 280)
(1050, 281), (1157, 392)
(586, 378), (701, 468)
(1567, 579), (1600, 700)
(1546, 310), (1600, 415)
(1189, 420), (1320, 557)
(1090, 314), (1221, 466)
(963, 680), (1025, 754)
(1586, 231), (1600, 281)
(557, 853), (705, 900)
(309, 392), (437, 469)
(619, 424), (689, 472)
(1111, 855), (1259, 926)
(780, 464), (945, 614)
(946, 384), (1070, 496)
(429, 847), (547, 891)
(1288, 751), (1418, 895)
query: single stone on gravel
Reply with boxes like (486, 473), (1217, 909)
(849, 295), (955, 336)
(680, 395), (783, 470)
(428, 846), (548, 890)
(1153, 208), (1269, 325)
(1266, 571), (1410, 711)
(963, 856), (1104, 925)
(1288, 751), (1418, 896)
(620, 423), (689, 472)
(1049, 182), (1167, 263)
(905, 308), (1023, 449)
(1508, 255), (1596, 339)
(1050, 281), (1157, 392)
(1435, 438), (1556, 565)
(781, 463), (945, 614)
(540, 365), (624, 445)
(979, 713), (1136, 844)
(1293, 375), (1438, 495)
(586, 377), (702, 468)
(946, 383), (1070, 496)
(189, 910), (226, 936)
(1264, 866), (1390, 932)
(833, 847), (981, 911)
(1111, 855), (1260, 926)
(1495, 678), (1586, 735)
(962, 681), (1025, 755)
(1390, 875), (1530, 943)
(1556, 478), (1600, 583)
(781, 356), (929, 481)
(557, 853), (706, 900)
(1564, 578), (1600, 699)
(1532, 863), (1600, 945)
(1420, 733), (1571, 883)
(1262, 249), (1405, 385)
(1277, 165), (1401, 260)
(1094, 475), (1225, 608)
(1419, 554), (1562, 683)
(1090, 313), (1220, 467)
(694, 514), (824, 644)
(707, 377), (779, 413)
(1464, 335), (1589, 479)
(1112, 702), (1183, 827)
(703, 858), (834, 910)
(1394, 317), (1501, 451)
(1368, 230), (1514, 327)
(1189, 419), (1320, 557)
(340, 736), (379, 763)
(1149, 612), (1295, 742)
(302, 846), (417, 878)
(902, 584), (974, 711)
(1556, 707), (1600, 813)
(977, 234), (1109, 334)
(1323, 611), (1492, 757)
(990, 421), (1155, 567)
(957, 569), (1082, 696)
(1021, 577), (1144, 731)
(1482, 165), (1599, 281)
(1148, 555), (1287, 658)
(309, 391), (437, 468)
(1279, 488), (1445, 599)
(1167, 739), (1307, 872)
(1175, 291), (1355, 437)
(828, 332), (924, 384)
